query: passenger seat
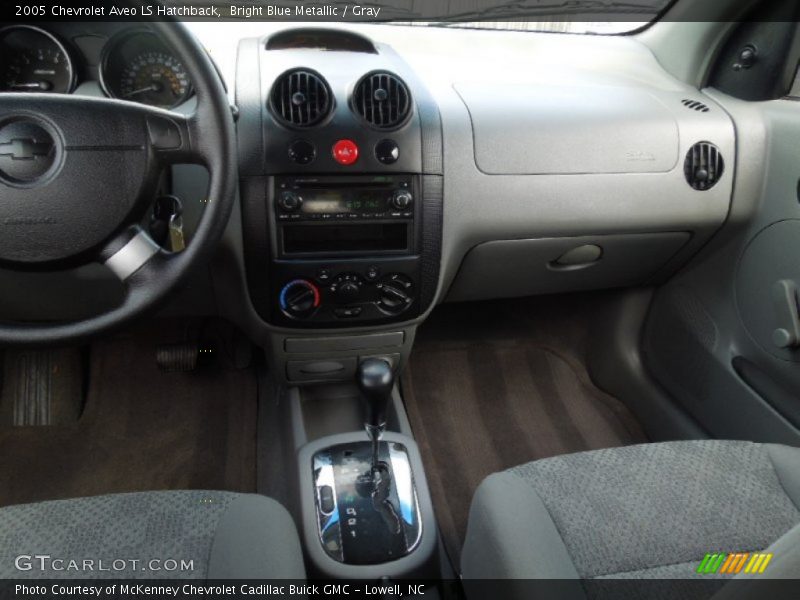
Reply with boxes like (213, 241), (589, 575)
(462, 441), (800, 586)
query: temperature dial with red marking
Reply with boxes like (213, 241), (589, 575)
(280, 279), (320, 318)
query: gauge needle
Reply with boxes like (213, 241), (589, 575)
(9, 81), (52, 91)
(124, 83), (162, 98)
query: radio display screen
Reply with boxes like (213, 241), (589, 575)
(300, 189), (389, 214)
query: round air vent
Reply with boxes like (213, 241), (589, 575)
(269, 69), (332, 128)
(352, 71), (411, 130)
(684, 142), (724, 191)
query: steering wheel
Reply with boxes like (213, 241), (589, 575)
(0, 22), (236, 347)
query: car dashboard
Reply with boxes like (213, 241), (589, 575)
(0, 21), (737, 384)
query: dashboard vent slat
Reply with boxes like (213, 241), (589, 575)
(353, 71), (411, 130)
(681, 98), (710, 113)
(684, 142), (724, 191)
(269, 69), (332, 128)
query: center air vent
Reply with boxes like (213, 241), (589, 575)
(684, 142), (724, 191)
(681, 98), (710, 112)
(269, 69), (332, 128)
(353, 71), (411, 130)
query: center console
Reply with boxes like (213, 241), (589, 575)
(235, 27), (444, 580)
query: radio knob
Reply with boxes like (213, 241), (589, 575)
(278, 191), (301, 212)
(391, 190), (413, 211)
(329, 273), (364, 304)
(280, 279), (320, 318)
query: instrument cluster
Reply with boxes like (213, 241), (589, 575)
(0, 25), (193, 108)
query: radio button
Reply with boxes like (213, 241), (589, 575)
(375, 139), (400, 165)
(288, 139), (316, 165)
(332, 139), (359, 166)
(365, 265), (380, 281)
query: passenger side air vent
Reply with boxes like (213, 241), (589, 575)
(353, 71), (411, 129)
(681, 98), (710, 113)
(269, 69), (332, 128)
(684, 142), (724, 191)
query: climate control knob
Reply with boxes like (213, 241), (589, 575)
(279, 279), (320, 318)
(377, 274), (414, 314)
(391, 190), (413, 211)
(329, 273), (364, 304)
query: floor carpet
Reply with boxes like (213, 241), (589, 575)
(402, 294), (647, 566)
(0, 324), (257, 507)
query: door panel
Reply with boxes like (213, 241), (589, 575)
(643, 93), (800, 444)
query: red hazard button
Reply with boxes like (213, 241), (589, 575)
(332, 139), (359, 165)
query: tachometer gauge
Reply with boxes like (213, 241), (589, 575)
(0, 25), (75, 93)
(101, 30), (193, 108)
(119, 51), (191, 107)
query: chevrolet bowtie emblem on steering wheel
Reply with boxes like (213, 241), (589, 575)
(0, 119), (61, 185)
(0, 137), (54, 160)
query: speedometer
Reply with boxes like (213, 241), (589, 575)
(119, 51), (191, 107)
(0, 25), (75, 93)
(100, 30), (194, 108)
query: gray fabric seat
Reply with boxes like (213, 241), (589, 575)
(462, 441), (800, 590)
(1, 490), (305, 579)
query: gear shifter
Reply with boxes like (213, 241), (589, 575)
(356, 358), (394, 468)
(312, 357), (422, 565)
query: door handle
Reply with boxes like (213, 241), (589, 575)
(771, 279), (800, 349)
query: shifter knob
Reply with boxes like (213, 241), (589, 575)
(356, 358), (394, 431)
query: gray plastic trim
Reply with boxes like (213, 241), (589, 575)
(285, 332), (405, 354)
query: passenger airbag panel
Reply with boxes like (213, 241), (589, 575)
(456, 83), (679, 175)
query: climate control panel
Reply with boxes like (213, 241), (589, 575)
(272, 258), (419, 327)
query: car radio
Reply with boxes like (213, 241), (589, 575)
(273, 175), (417, 259)
(275, 175), (414, 222)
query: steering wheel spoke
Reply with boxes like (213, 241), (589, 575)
(99, 226), (163, 282)
(146, 109), (208, 166)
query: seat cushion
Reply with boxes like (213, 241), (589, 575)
(462, 441), (800, 581)
(0, 490), (305, 579)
